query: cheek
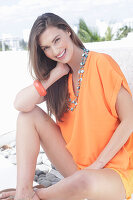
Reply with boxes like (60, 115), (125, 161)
(45, 50), (57, 61)
(60, 38), (69, 47)
(64, 38), (73, 50)
(44, 51), (52, 58)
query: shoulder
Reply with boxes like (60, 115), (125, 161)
(88, 51), (114, 72)
(87, 51), (113, 76)
(90, 51), (113, 65)
(89, 51), (120, 74)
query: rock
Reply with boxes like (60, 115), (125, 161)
(35, 169), (45, 176)
(39, 173), (46, 177)
(46, 173), (57, 181)
(49, 168), (64, 180)
(42, 154), (49, 163)
(45, 159), (51, 167)
(35, 169), (41, 176)
(36, 164), (51, 173)
(51, 163), (56, 170)
(34, 175), (38, 182)
(1, 145), (11, 150)
(51, 177), (61, 182)
(38, 179), (52, 187)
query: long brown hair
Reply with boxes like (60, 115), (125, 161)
(28, 12), (85, 122)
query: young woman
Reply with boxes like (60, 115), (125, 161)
(0, 12), (133, 200)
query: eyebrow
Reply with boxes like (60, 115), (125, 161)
(40, 34), (60, 48)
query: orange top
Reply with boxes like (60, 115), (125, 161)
(56, 51), (133, 177)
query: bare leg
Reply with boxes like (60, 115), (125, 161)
(15, 105), (78, 198)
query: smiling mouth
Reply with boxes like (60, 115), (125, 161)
(56, 49), (66, 58)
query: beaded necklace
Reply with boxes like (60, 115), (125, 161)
(67, 47), (89, 111)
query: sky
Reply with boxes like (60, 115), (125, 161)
(0, 0), (133, 38)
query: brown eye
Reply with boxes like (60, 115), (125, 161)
(43, 47), (49, 51)
(55, 38), (60, 43)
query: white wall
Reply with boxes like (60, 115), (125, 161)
(0, 51), (33, 136)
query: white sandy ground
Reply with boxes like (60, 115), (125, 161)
(0, 155), (38, 190)
(0, 38), (133, 199)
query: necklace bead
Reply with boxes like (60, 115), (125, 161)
(67, 48), (89, 111)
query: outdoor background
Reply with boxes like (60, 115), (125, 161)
(0, 0), (133, 144)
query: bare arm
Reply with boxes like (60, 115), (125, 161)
(96, 86), (133, 168)
(14, 63), (70, 112)
(13, 84), (46, 112)
(85, 86), (133, 169)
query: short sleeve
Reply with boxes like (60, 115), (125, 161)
(96, 53), (132, 118)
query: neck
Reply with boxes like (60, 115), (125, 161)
(67, 45), (84, 78)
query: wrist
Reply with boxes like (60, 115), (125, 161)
(95, 159), (105, 168)
(41, 74), (60, 90)
(41, 79), (49, 90)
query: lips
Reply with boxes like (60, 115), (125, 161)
(56, 49), (66, 58)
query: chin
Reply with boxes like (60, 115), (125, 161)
(57, 58), (69, 64)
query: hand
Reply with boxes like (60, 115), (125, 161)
(0, 189), (40, 200)
(44, 62), (70, 88)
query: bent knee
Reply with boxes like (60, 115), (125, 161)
(72, 170), (97, 197)
(70, 170), (91, 195)
(17, 105), (47, 123)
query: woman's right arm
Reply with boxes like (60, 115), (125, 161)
(14, 63), (70, 112)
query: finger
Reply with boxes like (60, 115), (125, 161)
(1, 195), (15, 200)
(0, 191), (15, 199)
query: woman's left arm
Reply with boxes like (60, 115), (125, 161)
(86, 85), (133, 170)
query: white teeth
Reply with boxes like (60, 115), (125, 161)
(57, 50), (65, 58)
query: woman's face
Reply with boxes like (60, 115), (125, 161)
(38, 26), (74, 63)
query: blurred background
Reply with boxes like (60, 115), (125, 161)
(0, 0), (133, 144)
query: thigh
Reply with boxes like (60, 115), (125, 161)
(21, 105), (78, 177)
(82, 168), (126, 200)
